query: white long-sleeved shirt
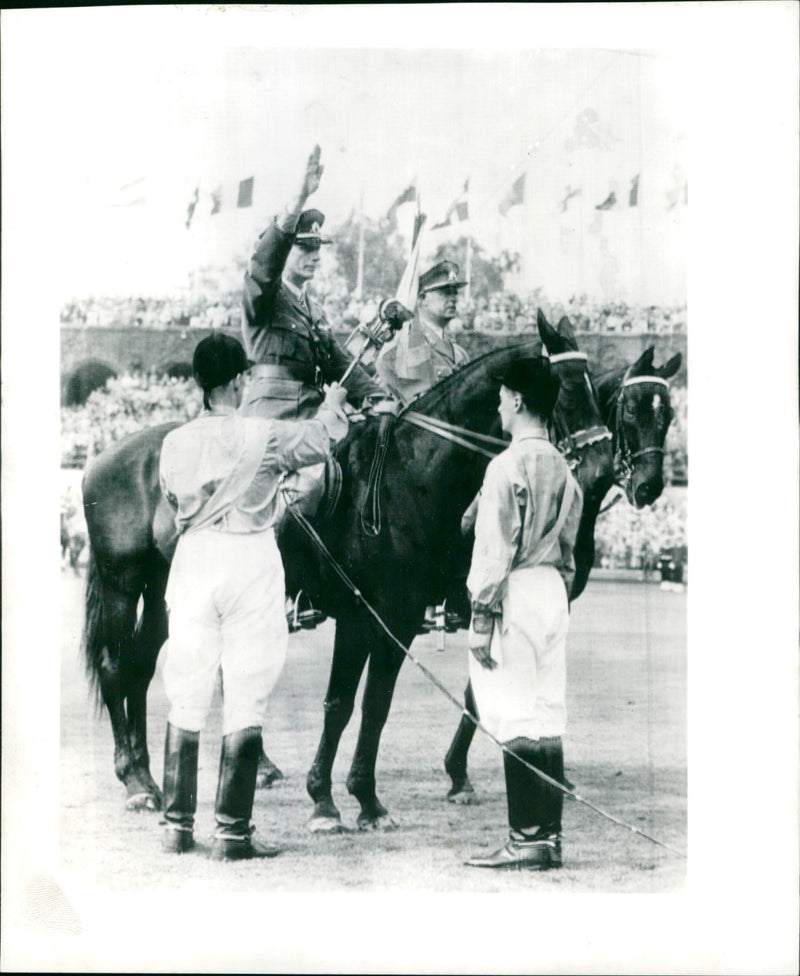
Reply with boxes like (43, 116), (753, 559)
(466, 435), (583, 609)
(159, 402), (347, 535)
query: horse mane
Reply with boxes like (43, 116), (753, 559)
(402, 337), (541, 417)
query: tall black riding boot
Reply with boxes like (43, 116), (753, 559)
(494, 736), (564, 868)
(161, 723), (199, 854)
(444, 681), (479, 801)
(209, 726), (281, 861)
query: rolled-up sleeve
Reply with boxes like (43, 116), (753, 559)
(466, 460), (524, 611)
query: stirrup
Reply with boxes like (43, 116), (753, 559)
(287, 590), (327, 632)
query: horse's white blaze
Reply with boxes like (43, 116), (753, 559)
(652, 393), (662, 411)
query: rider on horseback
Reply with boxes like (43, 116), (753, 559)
(241, 144), (385, 516)
(375, 260), (469, 405)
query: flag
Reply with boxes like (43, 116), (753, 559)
(395, 214), (427, 311)
(237, 177), (254, 209)
(210, 187), (223, 215)
(629, 175), (640, 207)
(595, 190), (617, 211)
(432, 179), (469, 229)
(184, 187), (199, 229)
(498, 174), (525, 216)
(111, 177), (148, 208)
(386, 182), (417, 224)
(559, 186), (581, 213)
(666, 168), (688, 210)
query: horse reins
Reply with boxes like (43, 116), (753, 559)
(284, 493), (687, 860)
(402, 350), (612, 470)
(608, 372), (671, 492)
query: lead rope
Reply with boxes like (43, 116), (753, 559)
(284, 493), (687, 859)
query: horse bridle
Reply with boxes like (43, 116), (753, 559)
(547, 351), (612, 471)
(608, 371), (671, 489)
(401, 350), (611, 472)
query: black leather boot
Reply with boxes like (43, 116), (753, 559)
(209, 727), (281, 861)
(161, 723), (199, 854)
(504, 737), (564, 868)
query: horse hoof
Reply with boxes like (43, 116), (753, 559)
(357, 812), (398, 832)
(447, 775), (478, 804)
(126, 792), (160, 812)
(256, 768), (285, 790)
(308, 816), (350, 834)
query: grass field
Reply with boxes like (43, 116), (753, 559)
(59, 571), (686, 895)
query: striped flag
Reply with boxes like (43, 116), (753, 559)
(386, 182), (417, 224)
(629, 175), (640, 207)
(432, 179), (469, 229)
(595, 190), (617, 211)
(560, 185), (582, 213)
(184, 187), (199, 229)
(499, 174), (525, 216)
(237, 177), (254, 209)
(395, 214), (427, 312)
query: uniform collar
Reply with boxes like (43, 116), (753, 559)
(282, 275), (307, 301)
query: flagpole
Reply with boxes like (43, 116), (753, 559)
(465, 235), (472, 307)
(355, 193), (365, 301)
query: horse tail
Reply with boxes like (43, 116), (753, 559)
(82, 545), (106, 713)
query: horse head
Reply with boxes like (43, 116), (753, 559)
(601, 347), (682, 508)
(537, 310), (614, 505)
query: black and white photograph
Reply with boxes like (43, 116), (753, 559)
(2, 4), (797, 973)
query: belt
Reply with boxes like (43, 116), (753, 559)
(248, 362), (316, 385)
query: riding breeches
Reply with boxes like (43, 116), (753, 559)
(162, 527), (288, 735)
(469, 566), (569, 742)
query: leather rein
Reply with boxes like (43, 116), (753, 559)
(402, 350), (611, 472)
(359, 351), (612, 537)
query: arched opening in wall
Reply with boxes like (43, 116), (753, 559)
(162, 362), (193, 380)
(63, 360), (117, 406)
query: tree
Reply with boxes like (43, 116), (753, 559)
(430, 236), (519, 303)
(331, 213), (407, 300)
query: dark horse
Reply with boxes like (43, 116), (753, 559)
(81, 323), (612, 827)
(443, 335), (682, 800)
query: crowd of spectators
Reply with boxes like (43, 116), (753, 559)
(60, 287), (686, 337)
(61, 373), (202, 467)
(463, 292), (685, 335)
(60, 292), (242, 332)
(593, 492), (687, 573)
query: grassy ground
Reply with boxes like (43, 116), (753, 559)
(59, 572), (686, 895)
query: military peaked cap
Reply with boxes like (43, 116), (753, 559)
(418, 260), (468, 294)
(294, 208), (332, 248)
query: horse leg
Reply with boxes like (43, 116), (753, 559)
(306, 608), (372, 833)
(124, 568), (169, 811)
(91, 583), (161, 810)
(346, 627), (410, 831)
(444, 680), (480, 803)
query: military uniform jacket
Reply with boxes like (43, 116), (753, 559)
(375, 317), (469, 405)
(242, 220), (381, 405)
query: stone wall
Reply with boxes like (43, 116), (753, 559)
(61, 325), (686, 403)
